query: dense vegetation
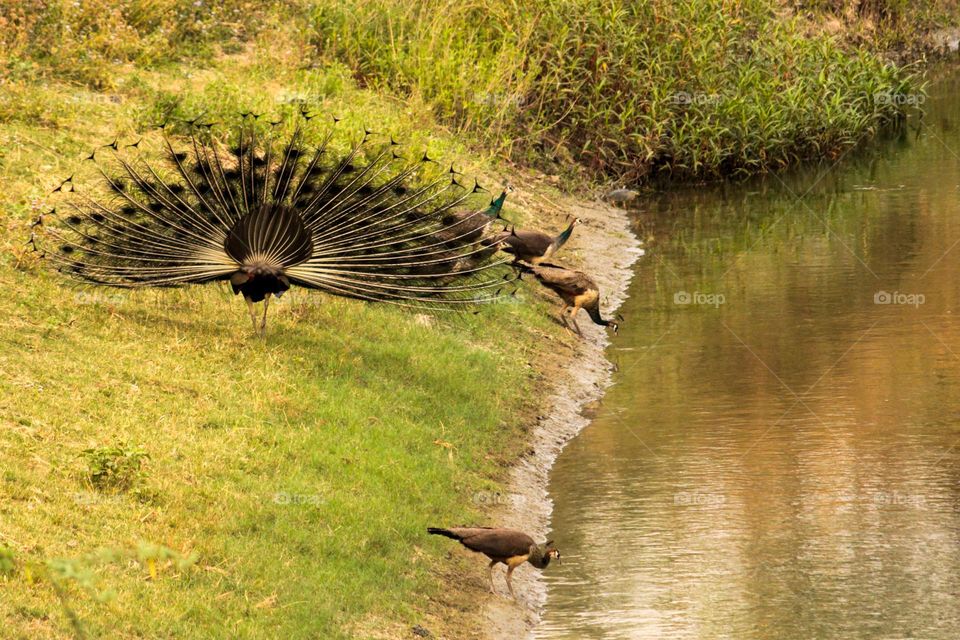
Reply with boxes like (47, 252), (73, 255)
(310, 0), (921, 180)
(2, 0), (941, 182)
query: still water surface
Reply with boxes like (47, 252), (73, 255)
(538, 70), (960, 639)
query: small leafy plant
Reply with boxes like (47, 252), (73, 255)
(81, 444), (149, 492)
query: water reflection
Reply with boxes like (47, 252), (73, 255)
(538, 70), (960, 639)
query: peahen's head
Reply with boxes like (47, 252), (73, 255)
(606, 313), (626, 333)
(546, 544), (561, 565)
(529, 540), (561, 569)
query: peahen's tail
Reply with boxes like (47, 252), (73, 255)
(40, 116), (516, 310)
(426, 527), (462, 541)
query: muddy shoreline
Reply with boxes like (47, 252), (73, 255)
(481, 186), (643, 639)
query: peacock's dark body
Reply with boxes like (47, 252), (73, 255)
(41, 118), (514, 334)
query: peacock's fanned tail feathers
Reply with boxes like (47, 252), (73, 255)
(42, 120), (515, 309)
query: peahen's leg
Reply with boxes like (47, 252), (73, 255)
(506, 564), (518, 600)
(568, 306), (584, 337)
(559, 305), (573, 334)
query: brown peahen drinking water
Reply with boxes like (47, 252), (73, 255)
(427, 526), (560, 599)
(520, 263), (621, 335)
(37, 116), (516, 335)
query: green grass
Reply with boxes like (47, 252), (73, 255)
(1, 286), (539, 638)
(0, 50), (558, 639)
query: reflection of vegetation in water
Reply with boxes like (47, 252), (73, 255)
(615, 67), (960, 456)
(637, 100), (952, 289)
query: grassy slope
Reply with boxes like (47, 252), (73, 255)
(0, 49), (559, 639)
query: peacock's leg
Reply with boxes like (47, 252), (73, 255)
(246, 298), (259, 335)
(259, 295), (270, 337)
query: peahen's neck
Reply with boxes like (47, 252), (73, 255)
(552, 221), (576, 250)
(527, 544), (552, 569)
(586, 304), (611, 327)
(485, 190), (508, 217)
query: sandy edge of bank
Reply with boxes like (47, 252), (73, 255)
(480, 186), (643, 639)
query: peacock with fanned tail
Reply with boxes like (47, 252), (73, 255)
(38, 117), (516, 335)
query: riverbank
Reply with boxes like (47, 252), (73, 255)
(481, 183), (642, 640)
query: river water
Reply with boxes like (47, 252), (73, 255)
(537, 70), (960, 639)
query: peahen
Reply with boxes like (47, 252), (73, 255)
(495, 217), (579, 265)
(38, 117), (515, 335)
(427, 526), (560, 599)
(521, 263), (620, 335)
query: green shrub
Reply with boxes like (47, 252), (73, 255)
(305, 0), (921, 181)
(0, 0), (932, 179)
(81, 443), (149, 491)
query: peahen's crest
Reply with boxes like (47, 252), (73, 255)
(38, 116), (515, 335)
